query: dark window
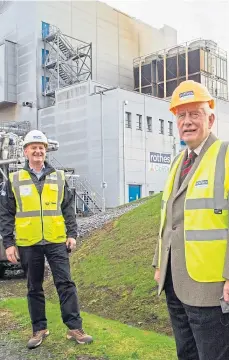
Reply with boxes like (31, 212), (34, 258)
(146, 116), (152, 132)
(136, 114), (142, 130)
(168, 121), (173, 136)
(159, 119), (164, 134)
(125, 112), (132, 128)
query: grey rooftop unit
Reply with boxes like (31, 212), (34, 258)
(133, 39), (228, 101)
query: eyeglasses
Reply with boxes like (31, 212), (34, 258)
(176, 109), (205, 121)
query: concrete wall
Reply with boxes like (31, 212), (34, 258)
(39, 80), (229, 207)
(0, 1), (38, 127)
(39, 80), (120, 208)
(86, 85), (120, 207)
(0, 41), (17, 104)
(39, 80), (179, 207)
(212, 98), (229, 141)
(118, 89), (178, 203)
(36, 1), (177, 91)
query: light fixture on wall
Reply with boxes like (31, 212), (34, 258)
(22, 101), (33, 108)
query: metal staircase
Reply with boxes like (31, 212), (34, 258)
(42, 24), (92, 97)
(67, 175), (103, 216)
(48, 155), (103, 216)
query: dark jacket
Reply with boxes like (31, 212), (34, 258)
(0, 161), (78, 249)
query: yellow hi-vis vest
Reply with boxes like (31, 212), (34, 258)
(159, 140), (229, 282)
(9, 169), (66, 246)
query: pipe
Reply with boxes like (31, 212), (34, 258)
(0, 159), (19, 165)
(123, 101), (126, 204)
(100, 92), (105, 212)
(163, 52), (166, 98)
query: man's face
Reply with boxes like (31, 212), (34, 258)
(24, 143), (46, 166)
(175, 102), (215, 149)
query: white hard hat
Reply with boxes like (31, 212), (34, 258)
(23, 130), (48, 148)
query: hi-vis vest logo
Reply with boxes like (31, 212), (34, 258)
(195, 180), (208, 188)
(20, 186), (32, 196)
(179, 90), (194, 100)
(47, 173), (57, 180)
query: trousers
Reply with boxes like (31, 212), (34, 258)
(18, 242), (82, 332)
(164, 259), (229, 360)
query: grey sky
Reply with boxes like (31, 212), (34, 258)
(104, 0), (229, 54)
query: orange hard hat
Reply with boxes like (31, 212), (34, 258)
(169, 80), (215, 115)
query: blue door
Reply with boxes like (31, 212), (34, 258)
(129, 185), (141, 202)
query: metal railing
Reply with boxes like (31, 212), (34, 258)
(42, 23), (92, 98)
(48, 155), (103, 215)
(66, 175), (102, 215)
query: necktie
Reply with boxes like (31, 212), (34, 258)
(180, 150), (197, 185)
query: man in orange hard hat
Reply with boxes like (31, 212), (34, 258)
(153, 80), (229, 360)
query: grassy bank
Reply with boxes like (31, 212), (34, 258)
(45, 193), (170, 335)
(0, 194), (176, 359)
(0, 298), (176, 360)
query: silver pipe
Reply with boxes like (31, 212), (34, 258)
(100, 92), (105, 212)
(123, 101), (126, 204)
(0, 159), (19, 165)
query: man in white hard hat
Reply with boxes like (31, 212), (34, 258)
(0, 130), (93, 349)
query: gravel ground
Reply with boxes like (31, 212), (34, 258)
(0, 335), (105, 360)
(0, 337), (54, 360)
(0, 199), (148, 359)
(76, 199), (148, 238)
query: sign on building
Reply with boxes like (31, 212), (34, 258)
(149, 152), (171, 172)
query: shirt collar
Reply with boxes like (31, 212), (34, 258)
(29, 164), (45, 173)
(187, 134), (210, 156)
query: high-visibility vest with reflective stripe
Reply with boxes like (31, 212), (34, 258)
(9, 169), (66, 246)
(159, 140), (229, 282)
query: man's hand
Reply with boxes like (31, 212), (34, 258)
(154, 268), (160, 284)
(223, 280), (229, 302)
(5, 246), (19, 264)
(66, 237), (77, 251)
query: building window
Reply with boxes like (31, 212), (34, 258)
(42, 49), (49, 65)
(168, 121), (173, 136)
(125, 112), (132, 128)
(146, 116), (152, 132)
(42, 76), (49, 93)
(136, 114), (142, 130)
(42, 21), (50, 38)
(159, 119), (164, 134)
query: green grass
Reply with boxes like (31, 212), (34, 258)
(0, 194), (176, 359)
(0, 298), (176, 360)
(46, 193), (171, 335)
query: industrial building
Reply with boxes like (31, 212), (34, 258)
(0, 0), (177, 125)
(39, 80), (229, 208)
(0, 1), (229, 209)
(39, 80), (178, 207)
